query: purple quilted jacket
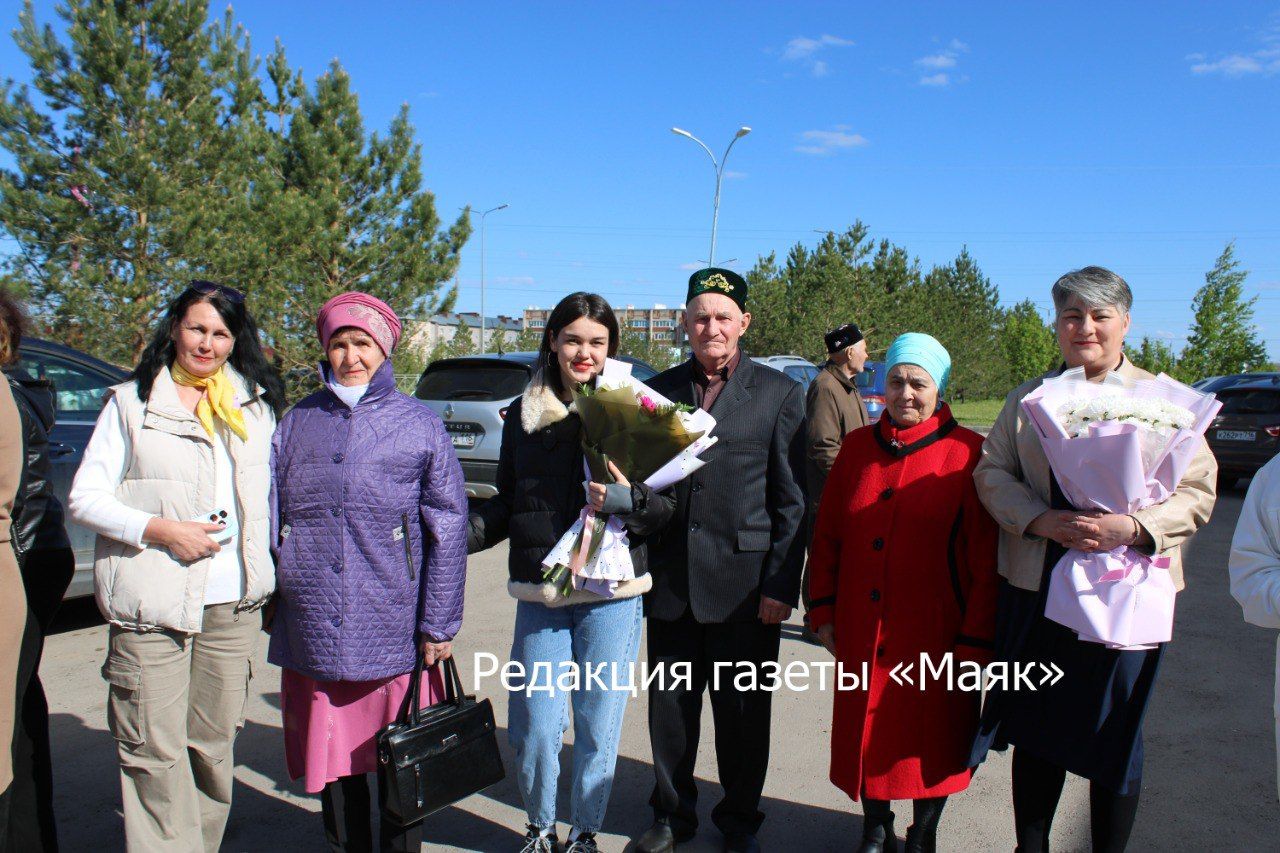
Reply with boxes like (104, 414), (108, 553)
(267, 361), (467, 682)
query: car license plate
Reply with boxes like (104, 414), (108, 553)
(1216, 429), (1256, 442)
(450, 433), (477, 449)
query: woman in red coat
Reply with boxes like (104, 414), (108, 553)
(809, 333), (999, 853)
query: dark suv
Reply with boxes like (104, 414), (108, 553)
(413, 352), (656, 498)
(7, 338), (129, 598)
(1205, 382), (1280, 489)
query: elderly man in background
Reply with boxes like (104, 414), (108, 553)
(636, 268), (807, 853)
(801, 323), (870, 641)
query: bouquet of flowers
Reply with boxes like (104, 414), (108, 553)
(541, 358), (718, 598)
(1020, 368), (1221, 649)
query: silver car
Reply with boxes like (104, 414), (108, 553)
(751, 355), (820, 388)
(413, 352), (657, 498)
(9, 338), (130, 599)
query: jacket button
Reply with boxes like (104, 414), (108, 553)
(872, 537), (884, 550)
(332, 563), (342, 574)
(331, 615), (342, 627)
(331, 507), (342, 517)
(332, 453), (344, 463)
(876, 645), (885, 658)
(880, 488), (894, 501)
(691, 521), (701, 532)
(341, 411), (351, 419)
(870, 589), (881, 602)
(692, 483), (702, 493)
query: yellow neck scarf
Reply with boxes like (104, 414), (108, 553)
(170, 363), (248, 441)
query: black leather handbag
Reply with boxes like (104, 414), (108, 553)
(376, 652), (505, 825)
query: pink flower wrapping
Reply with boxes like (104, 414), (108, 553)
(1020, 370), (1221, 649)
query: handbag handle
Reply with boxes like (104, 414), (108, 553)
(400, 648), (467, 726)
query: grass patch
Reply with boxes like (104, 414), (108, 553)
(950, 398), (1005, 427)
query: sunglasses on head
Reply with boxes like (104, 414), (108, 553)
(189, 280), (245, 304)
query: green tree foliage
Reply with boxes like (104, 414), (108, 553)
(747, 230), (1011, 400)
(1001, 300), (1059, 384)
(1175, 242), (1267, 382)
(511, 324), (544, 353)
(1124, 336), (1178, 377)
(918, 247), (1006, 401)
(0, 0), (468, 370)
(617, 328), (681, 372)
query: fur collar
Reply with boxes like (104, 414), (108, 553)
(520, 371), (573, 433)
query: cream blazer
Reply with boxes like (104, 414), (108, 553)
(974, 359), (1217, 592)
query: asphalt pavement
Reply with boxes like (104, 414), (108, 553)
(41, 483), (1280, 851)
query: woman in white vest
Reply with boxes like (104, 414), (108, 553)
(69, 281), (283, 852)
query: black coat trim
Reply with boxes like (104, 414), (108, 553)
(809, 595), (836, 609)
(948, 508), (966, 614)
(873, 415), (958, 459)
(955, 633), (994, 650)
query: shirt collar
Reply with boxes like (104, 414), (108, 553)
(692, 348), (741, 386)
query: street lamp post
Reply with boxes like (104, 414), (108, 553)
(478, 203), (508, 353)
(671, 125), (751, 267)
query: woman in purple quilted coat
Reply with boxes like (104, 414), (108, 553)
(269, 292), (468, 852)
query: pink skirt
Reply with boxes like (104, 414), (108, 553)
(281, 666), (444, 794)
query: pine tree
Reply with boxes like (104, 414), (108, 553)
(512, 324), (544, 353)
(444, 319), (476, 358)
(1177, 242), (1267, 382)
(0, 0), (271, 362)
(919, 247), (1007, 401)
(0, 0), (469, 373)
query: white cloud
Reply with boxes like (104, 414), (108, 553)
(794, 127), (870, 156)
(1190, 52), (1279, 76)
(916, 53), (957, 69)
(915, 38), (969, 86)
(723, 170), (748, 180)
(1191, 15), (1280, 76)
(780, 34), (854, 76)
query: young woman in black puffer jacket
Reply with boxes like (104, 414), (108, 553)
(469, 292), (672, 853)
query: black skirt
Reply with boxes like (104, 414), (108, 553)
(968, 480), (1163, 796)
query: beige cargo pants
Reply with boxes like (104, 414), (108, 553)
(102, 603), (260, 852)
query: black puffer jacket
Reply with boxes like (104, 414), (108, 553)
(6, 374), (71, 566)
(467, 377), (673, 605)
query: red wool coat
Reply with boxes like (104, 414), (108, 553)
(808, 404), (999, 801)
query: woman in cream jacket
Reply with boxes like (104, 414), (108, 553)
(969, 267), (1215, 852)
(69, 282), (283, 852)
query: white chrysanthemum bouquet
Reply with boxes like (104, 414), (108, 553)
(1021, 369), (1221, 649)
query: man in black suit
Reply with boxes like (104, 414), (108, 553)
(634, 268), (807, 853)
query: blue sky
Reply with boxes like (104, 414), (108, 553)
(3, 1), (1279, 358)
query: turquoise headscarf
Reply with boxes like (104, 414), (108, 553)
(885, 332), (951, 395)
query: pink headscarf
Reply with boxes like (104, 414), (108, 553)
(316, 292), (403, 356)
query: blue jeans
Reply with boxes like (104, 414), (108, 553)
(507, 595), (643, 833)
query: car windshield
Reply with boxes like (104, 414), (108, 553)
(1218, 389), (1280, 415)
(856, 365), (881, 392)
(415, 365), (529, 401)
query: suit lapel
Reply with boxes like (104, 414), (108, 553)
(708, 352), (754, 422)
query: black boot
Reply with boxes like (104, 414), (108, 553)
(904, 796), (947, 853)
(857, 799), (897, 853)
